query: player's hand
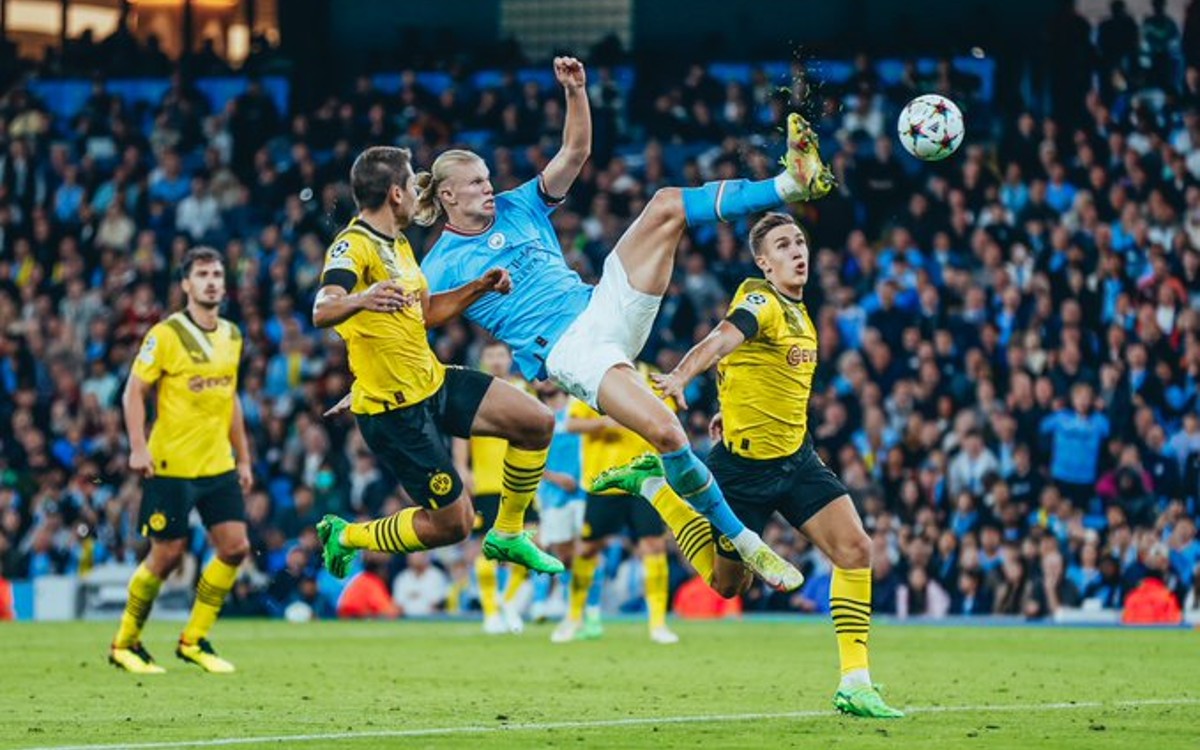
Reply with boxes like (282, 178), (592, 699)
(237, 461), (254, 493)
(709, 412), (724, 444)
(553, 56), (587, 91)
(323, 392), (352, 419)
(478, 268), (512, 295)
(129, 446), (155, 478)
(651, 370), (688, 409)
(360, 281), (411, 313)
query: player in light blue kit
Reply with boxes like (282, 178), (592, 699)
(529, 380), (584, 621)
(418, 56), (834, 591)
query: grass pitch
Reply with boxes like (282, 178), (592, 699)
(1, 618), (1196, 750)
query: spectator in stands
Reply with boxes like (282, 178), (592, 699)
(337, 552), (401, 619)
(391, 552), (449, 617)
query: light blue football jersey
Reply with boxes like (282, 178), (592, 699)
(421, 178), (593, 379)
(538, 404), (583, 511)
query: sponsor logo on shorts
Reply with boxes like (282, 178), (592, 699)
(787, 345), (818, 366)
(429, 472), (453, 496)
(149, 512), (168, 532)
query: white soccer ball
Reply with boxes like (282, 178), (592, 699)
(897, 94), (964, 161)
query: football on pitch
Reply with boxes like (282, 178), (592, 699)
(897, 94), (964, 161)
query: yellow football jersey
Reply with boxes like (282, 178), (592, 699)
(322, 218), (445, 415)
(718, 279), (818, 460)
(130, 312), (242, 478)
(571, 364), (671, 493)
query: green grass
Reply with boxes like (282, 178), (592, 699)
(1, 618), (1197, 750)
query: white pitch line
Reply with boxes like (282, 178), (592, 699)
(18, 697), (1199, 750)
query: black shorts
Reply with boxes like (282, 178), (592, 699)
(140, 471), (245, 540)
(583, 492), (664, 542)
(706, 437), (848, 561)
(471, 493), (541, 536)
(357, 367), (492, 510)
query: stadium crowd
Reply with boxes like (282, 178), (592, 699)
(1, 1), (1200, 624)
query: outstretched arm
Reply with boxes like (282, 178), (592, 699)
(652, 321), (747, 409)
(312, 281), (409, 328)
(540, 56), (591, 200)
(422, 268), (512, 329)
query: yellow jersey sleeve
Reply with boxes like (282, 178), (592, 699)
(321, 232), (373, 289)
(727, 280), (782, 340)
(130, 322), (176, 385)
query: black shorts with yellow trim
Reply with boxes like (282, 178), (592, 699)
(471, 492), (541, 536)
(356, 366), (492, 510)
(582, 492), (664, 542)
(140, 470), (245, 540)
(706, 436), (848, 561)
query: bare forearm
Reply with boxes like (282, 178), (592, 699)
(561, 85), (591, 164)
(231, 398), (252, 464)
(313, 289), (364, 328)
(122, 384), (149, 451)
(425, 282), (484, 329)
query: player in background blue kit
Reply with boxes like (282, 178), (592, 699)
(418, 56), (835, 591)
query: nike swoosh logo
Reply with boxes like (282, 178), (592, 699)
(854, 639), (868, 646)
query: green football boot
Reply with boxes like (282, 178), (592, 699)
(316, 514), (358, 579)
(589, 453), (662, 496)
(482, 529), (565, 574)
(833, 684), (905, 719)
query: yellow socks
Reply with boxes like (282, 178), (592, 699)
(475, 556), (499, 619)
(181, 557), (238, 645)
(343, 508), (429, 553)
(568, 555), (597, 622)
(113, 563), (163, 648)
(504, 564), (528, 604)
(644, 552), (669, 630)
(646, 479), (715, 585)
(495, 445), (548, 534)
(831, 567), (872, 677)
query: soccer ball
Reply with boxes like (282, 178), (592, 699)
(897, 94), (964, 161)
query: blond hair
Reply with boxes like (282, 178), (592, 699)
(412, 149), (484, 227)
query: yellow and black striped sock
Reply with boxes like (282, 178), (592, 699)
(645, 479), (715, 585)
(644, 552), (669, 630)
(568, 555), (597, 622)
(343, 508), (429, 553)
(475, 556), (499, 619)
(831, 567), (872, 676)
(495, 446), (548, 534)
(181, 557), (238, 645)
(113, 563), (162, 648)
(503, 564), (528, 604)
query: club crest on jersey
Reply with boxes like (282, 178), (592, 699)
(487, 232), (506, 250)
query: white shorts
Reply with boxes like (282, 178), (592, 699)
(545, 252), (662, 409)
(539, 499), (586, 546)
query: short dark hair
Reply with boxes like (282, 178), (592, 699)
(350, 146), (414, 211)
(180, 246), (223, 279)
(748, 212), (803, 256)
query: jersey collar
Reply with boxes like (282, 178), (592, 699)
(769, 281), (805, 304)
(353, 216), (396, 243)
(444, 217), (495, 236)
(183, 308), (219, 333)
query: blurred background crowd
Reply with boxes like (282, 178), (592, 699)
(1, 0), (1199, 623)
